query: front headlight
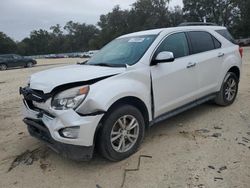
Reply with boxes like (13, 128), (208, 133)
(51, 85), (89, 110)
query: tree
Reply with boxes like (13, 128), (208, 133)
(15, 21), (99, 55)
(49, 24), (65, 53)
(169, 6), (184, 26)
(2, 0), (250, 56)
(96, 6), (130, 47)
(183, 0), (241, 28)
(95, 0), (171, 47)
(183, 0), (243, 37)
(128, 0), (170, 31)
(236, 0), (250, 37)
(28, 29), (52, 55)
(64, 21), (99, 51)
(0, 32), (17, 54)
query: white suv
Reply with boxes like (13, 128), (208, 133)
(20, 25), (243, 161)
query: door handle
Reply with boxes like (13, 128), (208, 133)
(186, 62), (196, 68)
(218, 52), (224, 57)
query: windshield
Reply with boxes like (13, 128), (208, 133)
(87, 35), (157, 67)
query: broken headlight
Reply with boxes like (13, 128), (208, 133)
(51, 85), (89, 110)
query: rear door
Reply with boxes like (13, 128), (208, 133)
(151, 32), (199, 118)
(187, 31), (223, 98)
(13, 55), (25, 67)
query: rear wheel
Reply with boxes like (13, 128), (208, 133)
(0, 64), (7, 71)
(215, 72), (239, 106)
(26, 62), (33, 68)
(98, 105), (145, 161)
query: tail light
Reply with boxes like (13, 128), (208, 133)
(239, 47), (243, 58)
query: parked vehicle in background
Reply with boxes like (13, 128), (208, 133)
(81, 50), (99, 58)
(20, 24), (242, 161)
(0, 54), (37, 71)
(235, 38), (250, 46)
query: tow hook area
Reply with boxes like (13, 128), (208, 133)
(23, 118), (94, 161)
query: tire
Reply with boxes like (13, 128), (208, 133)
(0, 64), (7, 71)
(26, 62), (33, 68)
(215, 72), (239, 106)
(97, 105), (145, 161)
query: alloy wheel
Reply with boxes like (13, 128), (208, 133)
(0, 64), (7, 70)
(110, 115), (139, 153)
(27, 62), (33, 68)
(225, 77), (237, 101)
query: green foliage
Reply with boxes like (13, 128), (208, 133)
(128, 0), (170, 31)
(169, 6), (184, 27)
(0, 32), (17, 54)
(0, 0), (249, 55)
(183, 0), (242, 36)
(73, 0), (173, 49)
(236, 0), (250, 37)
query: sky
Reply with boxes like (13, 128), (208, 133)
(0, 0), (183, 41)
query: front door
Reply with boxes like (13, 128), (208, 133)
(151, 32), (199, 118)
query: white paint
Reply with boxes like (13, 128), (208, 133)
(22, 25), (242, 148)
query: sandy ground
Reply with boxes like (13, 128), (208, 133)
(0, 51), (249, 188)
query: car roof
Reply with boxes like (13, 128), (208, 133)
(119, 26), (226, 38)
(0, 54), (13, 57)
(0, 54), (12, 56)
(0, 54), (18, 56)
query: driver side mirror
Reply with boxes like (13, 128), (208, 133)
(152, 51), (175, 65)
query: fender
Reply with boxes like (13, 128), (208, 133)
(76, 67), (153, 121)
(216, 50), (241, 91)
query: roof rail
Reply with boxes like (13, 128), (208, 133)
(178, 22), (218, 26)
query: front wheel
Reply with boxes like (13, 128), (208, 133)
(215, 72), (239, 106)
(98, 105), (145, 161)
(0, 64), (7, 71)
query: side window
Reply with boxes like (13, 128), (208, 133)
(156, 32), (189, 59)
(188, 31), (215, 54)
(212, 36), (221, 49)
(216, 29), (236, 44)
(4, 55), (11, 58)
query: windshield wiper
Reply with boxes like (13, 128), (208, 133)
(77, 60), (88, 65)
(88, 63), (125, 67)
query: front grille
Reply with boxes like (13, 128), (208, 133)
(21, 86), (55, 118)
(20, 86), (51, 103)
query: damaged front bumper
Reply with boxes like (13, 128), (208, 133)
(24, 118), (94, 161)
(20, 87), (104, 161)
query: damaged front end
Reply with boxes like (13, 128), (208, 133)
(19, 75), (118, 161)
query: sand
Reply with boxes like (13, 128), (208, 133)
(0, 51), (249, 188)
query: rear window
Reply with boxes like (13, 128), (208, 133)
(0, 55), (10, 58)
(216, 29), (236, 44)
(188, 31), (215, 54)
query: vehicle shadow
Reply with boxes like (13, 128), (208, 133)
(46, 102), (220, 167)
(5, 101), (223, 188)
(147, 102), (218, 136)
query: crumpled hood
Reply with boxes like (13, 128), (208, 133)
(29, 65), (125, 93)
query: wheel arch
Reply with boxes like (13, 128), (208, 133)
(228, 66), (240, 80)
(93, 96), (150, 147)
(104, 96), (149, 128)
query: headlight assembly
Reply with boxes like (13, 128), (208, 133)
(51, 85), (89, 110)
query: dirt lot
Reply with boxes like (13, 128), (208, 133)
(0, 51), (250, 188)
